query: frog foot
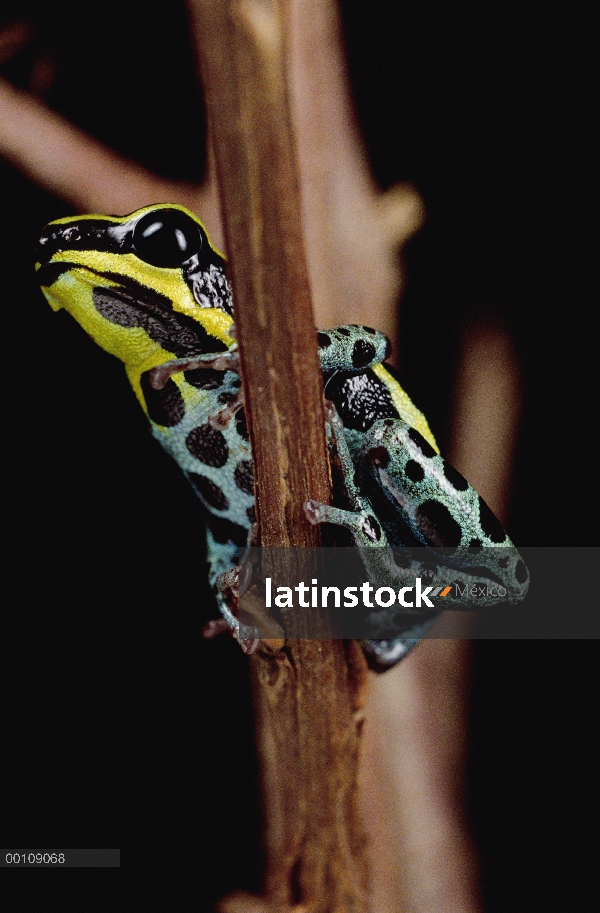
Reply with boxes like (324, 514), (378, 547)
(148, 348), (240, 390)
(238, 632), (260, 654)
(215, 560), (259, 653)
(304, 499), (384, 545)
(208, 388), (245, 430)
(202, 617), (230, 639)
(202, 617), (258, 654)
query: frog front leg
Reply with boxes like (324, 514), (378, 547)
(148, 347), (244, 430)
(148, 323), (389, 436)
(148, 323), (390, 388)
(308, 406), (528, 602)
(147, 349), (240, 389)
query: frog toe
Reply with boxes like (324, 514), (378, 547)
(304, 500), (385, 545)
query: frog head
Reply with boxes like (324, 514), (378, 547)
(36, 204), (234, 379)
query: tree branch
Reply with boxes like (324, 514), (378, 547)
(189, 1), (369, 909)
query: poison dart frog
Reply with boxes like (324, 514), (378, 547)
(36, 204), (529, 670)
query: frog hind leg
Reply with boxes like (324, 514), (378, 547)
(361, 418), (530, 604)
(304, 408), (529, 669)
(304, 403), (440, 670)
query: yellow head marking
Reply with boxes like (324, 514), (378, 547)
(36, 205), (234, 374)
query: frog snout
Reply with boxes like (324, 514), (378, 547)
(36, 221), (80, 264)
(35, 225), (78, 287)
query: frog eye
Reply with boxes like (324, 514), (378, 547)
(132, 209), (203, 268)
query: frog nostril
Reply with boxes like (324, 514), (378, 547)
(35, 227), (58, 264)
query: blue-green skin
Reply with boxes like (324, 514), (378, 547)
(36, 205), (529, 670)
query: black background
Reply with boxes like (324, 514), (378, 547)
(1, 1), (598, 909)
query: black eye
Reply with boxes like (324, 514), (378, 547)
(132, 209), (203, 268)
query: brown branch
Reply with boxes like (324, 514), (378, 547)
(189, 1), (369, 910)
